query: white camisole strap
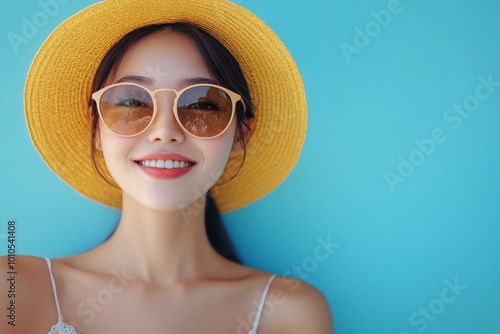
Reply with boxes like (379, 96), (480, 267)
(45, 258), (63, 321)
(249, 274), (277, 334)
(45, 258), (78, 334)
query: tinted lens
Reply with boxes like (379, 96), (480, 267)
(99, 85), (154, 135)
(177, 86), (233, 137)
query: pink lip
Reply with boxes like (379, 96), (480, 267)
(134, 153), (196, 180)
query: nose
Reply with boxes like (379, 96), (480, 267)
(147, 90), (185, 144)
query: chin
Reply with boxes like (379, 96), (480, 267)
(126, 192), (207, 215)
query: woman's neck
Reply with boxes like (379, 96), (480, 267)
(90, 193), (225, 285)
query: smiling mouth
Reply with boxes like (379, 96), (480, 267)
(137, 160), (195, 169)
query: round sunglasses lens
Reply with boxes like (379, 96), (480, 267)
(99, 85), (154, 135)
(177, 86), (233, 137)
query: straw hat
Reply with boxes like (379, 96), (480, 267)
(24, 0), (307, 213)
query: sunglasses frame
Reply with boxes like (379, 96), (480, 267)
(92, 82), (246, 139)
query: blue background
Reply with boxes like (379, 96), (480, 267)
(1, 0), (499, 333)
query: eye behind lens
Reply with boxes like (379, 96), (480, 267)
(99, 85), (154, 136)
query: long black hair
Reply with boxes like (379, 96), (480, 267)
(89, 23), (255, 264)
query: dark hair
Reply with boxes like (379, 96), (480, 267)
(89, 23), (255, 264)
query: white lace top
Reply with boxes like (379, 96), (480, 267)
(45, 258), (276, 334)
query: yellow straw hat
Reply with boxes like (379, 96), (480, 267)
(24, 0), (307, 213)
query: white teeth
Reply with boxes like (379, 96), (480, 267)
(139, 160), (193, 169)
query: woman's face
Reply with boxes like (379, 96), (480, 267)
(98, 31), (238, 212)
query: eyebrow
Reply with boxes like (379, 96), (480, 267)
(179, 77), (220, 87)
(115, 75), (154, 85)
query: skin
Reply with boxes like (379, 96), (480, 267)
(0, 32), (333, 333)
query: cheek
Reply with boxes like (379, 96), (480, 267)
(207, 122), (237, 159)
(196, 122), (237, 179)
(99, 121), (134, 150)
(98, 129), (134, 172)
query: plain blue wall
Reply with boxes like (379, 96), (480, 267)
(1, 1), (499, 333)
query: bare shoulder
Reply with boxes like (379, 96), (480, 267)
(0, 255), (58, 333)
(262, 276), (334, 334)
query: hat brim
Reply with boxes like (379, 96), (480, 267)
(24, 0), (307, 213)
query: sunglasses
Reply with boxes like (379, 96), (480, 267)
(92, 83), (245, 139)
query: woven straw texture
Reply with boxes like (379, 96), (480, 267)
(24, 0), (307, 213)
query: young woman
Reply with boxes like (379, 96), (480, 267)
(1, 0), (333, 333)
